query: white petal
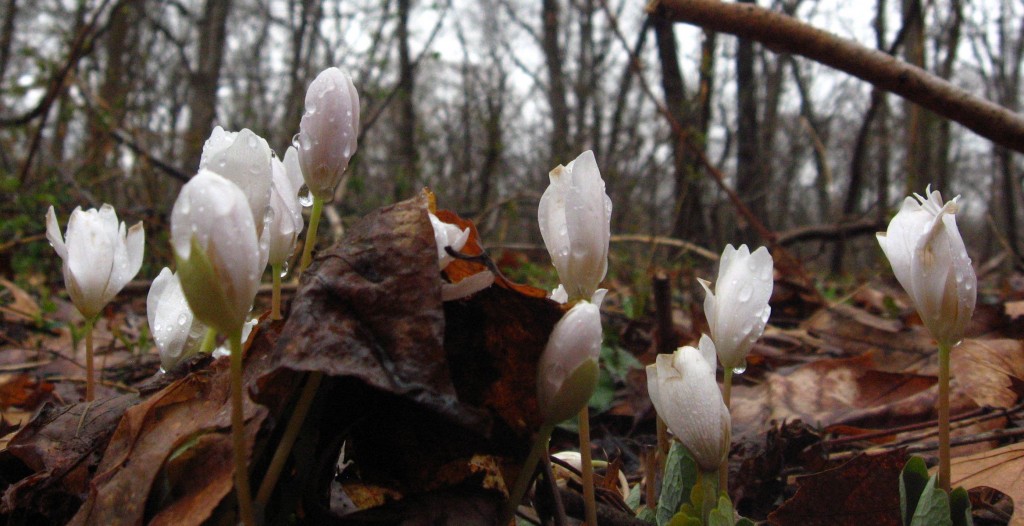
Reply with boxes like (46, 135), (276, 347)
(65, 207), (116, 318)
(654, 345), (730, 471)
(45, 206), (67, 260)
(267, 157), (304, 266)
(298, 67), (360, 200)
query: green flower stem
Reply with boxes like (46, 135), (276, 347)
(199, 327), (217, 355)
(299, 194), (325, 273)
(256, 371), (323, 505)
(271, 262), (283, 320)
(229, 330), (256, 526)
(938, 341), (952, 493)
(84, 316), (96, 402)
(700, 469), (720, 523)
(579, 405), (598, 526)
(719, 367), (734, 496)
(501, 423), (555, 526)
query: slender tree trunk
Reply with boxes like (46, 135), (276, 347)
(183, 0), (232, 173)
(280, 0), (319, 150)
(901, 0), (930, 192)
(653, 11), (707, 243)
(933, 0), (962, 191)
(542, 0), (570, 165)
(394, 0), (418, 201)
(735, 0), (764, 241)
(0, 0), (18, 101)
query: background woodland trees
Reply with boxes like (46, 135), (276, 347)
(2, 0), (1023, 281)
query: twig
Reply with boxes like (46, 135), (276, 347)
(650, 0), (1024, 154)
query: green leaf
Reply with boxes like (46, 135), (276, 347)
(657, 442), (699, 526)
(909, 474), (952, 526)
(900, 456), (931, 525)
(637, 506), (657, 524)
(949, 486), (974, 526)
(666, 511), (702, 526)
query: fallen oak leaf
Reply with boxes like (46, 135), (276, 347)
(767, 448), (906, 526)
(948, 442), (1024, 526)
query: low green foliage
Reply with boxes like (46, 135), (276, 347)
(899, 456), (973, 526)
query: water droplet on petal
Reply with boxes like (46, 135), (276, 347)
(732, 365), (747, 375)
(177, 313), (187, 325)
(298, 185), (314, 207)
(280, 261), (290, 278)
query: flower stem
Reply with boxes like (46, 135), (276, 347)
(199, 327), (217, 355)
(299, 194), (324, 273)
(656, 415), (669, 470)
(700, 469), (720, 523)
(937, 341), (952, 493)
(230, 330), (256, 526)
(579, 405), (598, 526)
(719, 366), (734, 496)
(501, 424), (555, 525)
(84, 317), (96, 402)
(256, 371), (323, 505)
(271, 263), (283, 320)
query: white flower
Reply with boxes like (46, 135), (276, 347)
(46, 204), (144, 319)
(148, 268), (205, 371)
(282, 146), (306, 201)
(199, 126), (274, 234)
(699, 244), (773, 370)
(297, 67), (360, 201)
(267, 156), (304, 267)
(877, 186), (976, 346)
(537, 300), (603, 425)
(428, 212), (470, 270)
(171, 170), (266, 335)
(646, 335), (731, 472)
(538, 150), (612, 302)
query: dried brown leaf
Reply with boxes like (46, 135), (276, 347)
(767, 449), (905, 526)
(951, 339), (1024, 409)
(949, 442), (1024, 526)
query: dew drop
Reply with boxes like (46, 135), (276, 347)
(738, 283), (753, 302)
(280, 260), (290, 278)
(307, 100), (318, 113)
(732, 365), (747, 375)
(291, 133), (302, 149)
(298, 185), (314, 207)
(177, 313), (187, 326)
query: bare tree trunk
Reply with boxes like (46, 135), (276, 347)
(0, 0), (18, 101)
(735, 0), (764, 241)
(653, 11), (707, 243)
(933, 0), (962, 191)
(394, 0), (418, 201)
(542, 0), (570, 165)
(183, 0), (232, 174)
(478, 79), (504, 211)
(279, 0), (320, 149)
(901, 0), (930, 192)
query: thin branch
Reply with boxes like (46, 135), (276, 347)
(651, 0), (1024, 154)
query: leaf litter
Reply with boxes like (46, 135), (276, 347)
(0, 194), (1022, 524)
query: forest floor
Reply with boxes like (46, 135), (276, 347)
(0, 204), (1022, 525)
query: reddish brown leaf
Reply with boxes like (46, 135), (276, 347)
(767, 449), (906, 526)
(0, 394), (139, 522)
(69, 356), (267, 525)
(0, 374), (54, 409)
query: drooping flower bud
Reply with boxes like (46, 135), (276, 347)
(538, 150), (611, 303)
(170, 170), (265, 336)
(698, 244), (773, 370)
(537, 300), (603, 425)
(45, 204), (144, 320)
(297, 67), (360, 201)
(877, 186), (976, 346)
(646, 335), (732, 472)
